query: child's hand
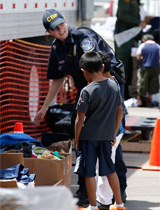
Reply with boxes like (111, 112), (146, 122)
(110, 139), (116, 146)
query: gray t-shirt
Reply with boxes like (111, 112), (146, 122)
(76, 78), (122, 141)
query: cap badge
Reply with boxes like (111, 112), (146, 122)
(47, 13), (58, 22)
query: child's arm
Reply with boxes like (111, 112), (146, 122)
(115, 104), (123, 137)
(75, 110), (85, 150)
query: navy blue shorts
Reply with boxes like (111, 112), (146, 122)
(74, 140), (115, 177)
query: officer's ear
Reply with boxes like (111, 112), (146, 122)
(81, 68), (85, 73)
(46, 29), (50, 33)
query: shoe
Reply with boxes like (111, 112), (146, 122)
(75, 188), (89, 207)
(97, 200), (112, 210)
(99, 204), (110, 210)
(109, 205), (125, 210)
(74, 189), (88, 200)
(77, 198), (89, 207)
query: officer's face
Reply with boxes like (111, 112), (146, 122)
(47, 23), (68, 43)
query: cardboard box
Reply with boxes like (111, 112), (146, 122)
(0, 153), (24, 169)
(62, 153), (72, 188)
(24, 153), (72, 188)
(0, 179), (18, 188)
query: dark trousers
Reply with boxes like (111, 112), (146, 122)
(71, 90), (87, 194)
(115, 144), (127, 192)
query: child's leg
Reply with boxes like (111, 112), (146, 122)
(107, 172), (122, 205)
(85, 176), (97, 206)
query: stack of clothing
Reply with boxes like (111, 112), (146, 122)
(0, 133), (43, 157)
(0, 164), (36, 186)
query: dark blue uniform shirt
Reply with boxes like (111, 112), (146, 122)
(47, 26), (118, 91)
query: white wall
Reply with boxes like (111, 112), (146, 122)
(0, 0), (78, 41)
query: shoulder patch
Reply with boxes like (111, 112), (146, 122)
(80, 38), (95, 52)
(78, 97), (84, 106)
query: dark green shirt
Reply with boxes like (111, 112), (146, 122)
(116, 0), (140, 29)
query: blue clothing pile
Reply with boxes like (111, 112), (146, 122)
(0, 133), (43, 153)
(0, 164), (36, 185)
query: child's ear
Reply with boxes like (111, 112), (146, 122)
(81, 68), (85, 72)
(101, 64), (105, 72)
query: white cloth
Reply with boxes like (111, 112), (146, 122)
(0, 186), (78, 210)
(114, 27), (142, 47)
(96, 133), (123, 205)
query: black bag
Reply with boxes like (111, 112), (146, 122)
(41, 132), (70, 146)
(46, 103), (74, 134)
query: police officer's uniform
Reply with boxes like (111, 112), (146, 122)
(47, 26), (118, 135)
(47, 26), (118, 90)
(114, 0), (141, 100)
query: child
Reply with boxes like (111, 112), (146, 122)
(74, 51), (125, 210)
(96, 51), (126, 209)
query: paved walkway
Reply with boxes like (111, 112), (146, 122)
(71, 151), (160, 210)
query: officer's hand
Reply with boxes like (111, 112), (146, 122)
(110, 139), (116, 146)
(139, 21), (147, 29)
(34, 108), (46, 125)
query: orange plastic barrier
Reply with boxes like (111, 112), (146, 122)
(0, 40), (77, 139)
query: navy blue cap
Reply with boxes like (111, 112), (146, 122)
(43, 9), (65, 31)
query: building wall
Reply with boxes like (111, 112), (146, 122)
(0, 0), (78, 41)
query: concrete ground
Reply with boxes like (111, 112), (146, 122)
(70, 106), (160, 210)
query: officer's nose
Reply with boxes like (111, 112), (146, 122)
(56, 25), (63, 31)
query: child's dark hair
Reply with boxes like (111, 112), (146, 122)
(79, 51), (102, 73)
(98, 51), (111, 73)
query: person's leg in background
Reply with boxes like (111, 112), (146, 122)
(115, 144), (127, 203)
(119, 83), (127, 202)
(71, 90), (88, 206)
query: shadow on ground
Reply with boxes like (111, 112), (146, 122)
(125, 200), (160, 210)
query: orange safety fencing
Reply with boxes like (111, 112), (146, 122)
(0, 39), (77, 139)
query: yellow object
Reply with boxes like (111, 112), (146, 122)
(38, 151), (59, 160)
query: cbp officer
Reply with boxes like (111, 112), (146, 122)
(34, 9), (127, 207)
(114, 0), (146, 100)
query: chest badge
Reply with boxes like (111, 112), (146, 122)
(81, 38), (95, 52)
